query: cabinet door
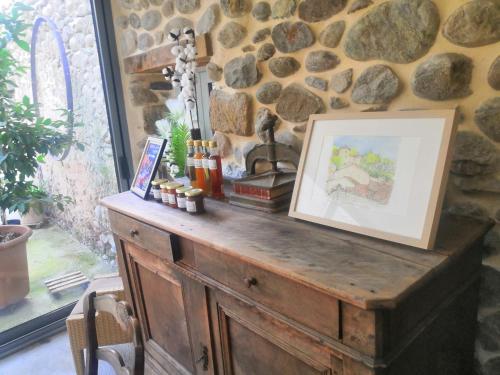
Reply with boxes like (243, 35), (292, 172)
(123, 241), (214, 375)
(209, 289), (336, 375)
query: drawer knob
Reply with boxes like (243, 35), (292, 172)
(130, 229), (139, 237)
(244, 277), (257, 288)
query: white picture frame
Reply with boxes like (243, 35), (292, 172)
(289, 110), (458, 250)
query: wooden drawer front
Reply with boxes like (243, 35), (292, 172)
(109, 210), (178, 262)
(195, 243), (340, 340)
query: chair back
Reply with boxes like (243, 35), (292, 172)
(83, 291), (144, 375)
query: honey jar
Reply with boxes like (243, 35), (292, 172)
(165, 182), (183, 208)
(185, 188), (205, 215)
(151, 179), (167, 202)
(176, 186), (192, 211)
(160, 183), (170, 205)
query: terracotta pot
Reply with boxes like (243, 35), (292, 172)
(0, 225), (32, 308)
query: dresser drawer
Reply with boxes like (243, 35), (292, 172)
(194, 243), (340, 340)
(109, 210), (179, 262)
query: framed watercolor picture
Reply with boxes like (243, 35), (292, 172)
(289, 110), (458, 250)
(130, 137), (167, 199)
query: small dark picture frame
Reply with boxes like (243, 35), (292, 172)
(130, 137), (166, 199)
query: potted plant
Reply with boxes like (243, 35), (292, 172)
(0, 4), (83, 307)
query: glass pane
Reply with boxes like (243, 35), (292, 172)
(0, 2), (118, 334)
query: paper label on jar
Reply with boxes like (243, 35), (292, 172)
(186, 200), (197, 213)
(187, 157), (194, 167)
(177, 197), (186, 209)
(209, 159), (218, 170)
(153, 189), (161, 199)
(194, 159), (202, 168)
(202, 158), (209, 169)
(167, 193), (176, 205)
(161, 192), (169, 203)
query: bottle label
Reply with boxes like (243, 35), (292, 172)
(177, 197), (186, 209)
(161, 192), (169, 203)
(167, 193), (176, 205)
(194, 159), (203, 168)
(187, 157), (194, 167)
(209, 159), (218, 170)
(186, 200), (197, 213)
(202, 158), (210, 169)
(153, 189), (161, 199)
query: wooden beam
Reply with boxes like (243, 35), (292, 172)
(124, 34), (212, 74)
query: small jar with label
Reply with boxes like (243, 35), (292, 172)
(176, 186), (192, 211)
(166, 182), (183, 208)
(160, 183), (170, 205)
(151, 179), (167, 202)
(185, 189), (205, 215)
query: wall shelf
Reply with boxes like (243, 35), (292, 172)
(124, 34), (212, 74)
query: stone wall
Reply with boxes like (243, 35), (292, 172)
(3, 0), (119, 261)
(110, 1), (500, 372)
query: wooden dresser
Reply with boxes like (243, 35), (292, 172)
(102, 192), (492, 375)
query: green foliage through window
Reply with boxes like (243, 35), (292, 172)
(0, 3), (84, 224)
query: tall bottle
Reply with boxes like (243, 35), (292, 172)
(193, 140), (206, 190)
(186, 140), (196, 187)
(209, 140), (224, 199)
(202, 140), (212, 196)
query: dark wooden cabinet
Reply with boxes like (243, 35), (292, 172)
(104, 192), (492, 375)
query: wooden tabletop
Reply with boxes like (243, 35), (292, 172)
(102, 192), (491, 309)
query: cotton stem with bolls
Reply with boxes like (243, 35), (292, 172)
(162, 27), (200, 132)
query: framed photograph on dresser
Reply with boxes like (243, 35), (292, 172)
(289, 110), (458, 250)
(130, 137), (166, 199)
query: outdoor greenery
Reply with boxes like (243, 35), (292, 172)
(0, 3), (83, 224)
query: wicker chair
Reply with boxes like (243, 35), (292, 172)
(83, 291), (144, 375)
(66, 275), (131, 375)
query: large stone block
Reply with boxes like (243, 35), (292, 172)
(223, 54), (261, 88)
(351, 65), (400, 104)
(269, 56), (301, 78)
(305, 50), (340, 72)
(318, 21), (345, 48)
(272, 0), (297, 19)
(196, 4), (220, 35)
(276, 83), (325, 122)
(443, 0), (500, 47)
(252, 2), (271, 21)
(411, 53), (473, 101)
(256, 81), (282, 104)
(175, 0), (199, 14)
(475, 97), (500, 142)
(489, 56), (500, 90)
(129, 82), (159, 106)
(344, 0), (440, 63)
(218, 22), (247, 49)
(298, 0), (347, 22)
(220, 0), (250, 18)
(143, 104), (166, 134)
(451, 131), (498, 176)
(271, 21), (314, 53)
(209, 90), (253, 136)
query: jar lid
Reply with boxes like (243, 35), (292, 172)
(202, 140), (209, 147)
(176, 186), (192, 194)
(151, 179), (167, 186)
(193, 140), (202, 146)
(209, 140), (217, 148)
(165, 182), (183, 189)
(160, 183), (170, 189)
(186, 139), (194, 145)
(185, 188), (203, 197)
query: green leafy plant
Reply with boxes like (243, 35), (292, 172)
(157, 111), (190, 178)
(0, 3), (83, 224)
